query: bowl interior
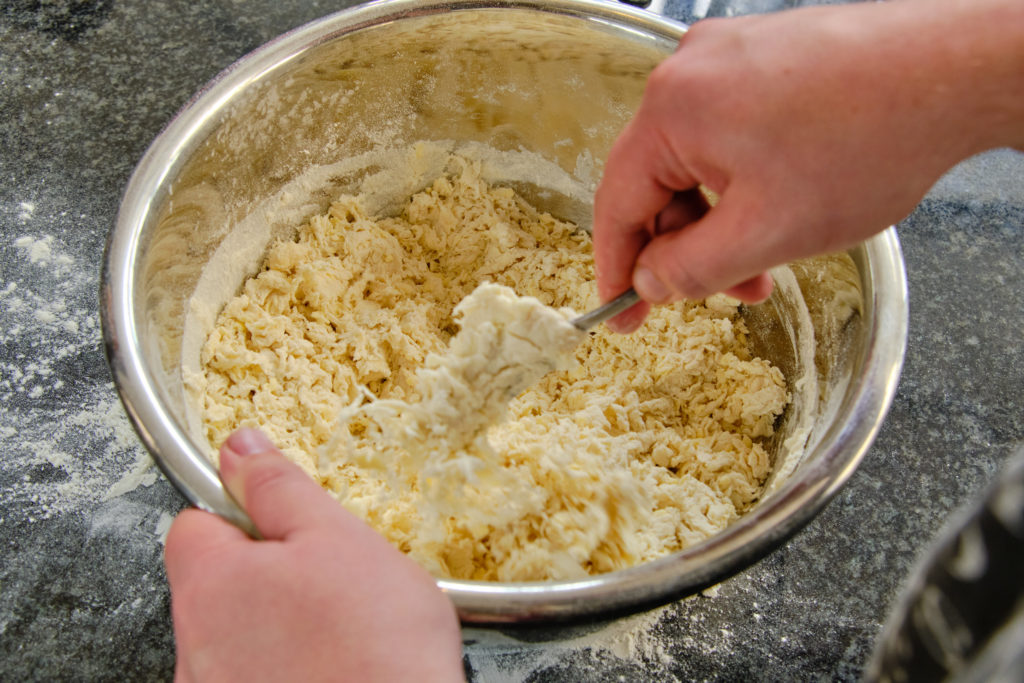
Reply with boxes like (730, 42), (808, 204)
(106, 0), (906, 622)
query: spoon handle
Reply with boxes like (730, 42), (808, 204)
(571, 288), (640, 331)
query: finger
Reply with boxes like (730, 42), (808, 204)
(722, 272), (775, 304)
(654, 189), (711, 236)
(634, 194), (791, 301)
(217, 428), (361, 541)
(164, 508), (249, 587)
(606, 300), (651, 334)
(605, 190), (710, 332)
(592, 117), (698, 306)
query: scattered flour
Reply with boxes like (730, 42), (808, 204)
(464, 604), (678, 680)
(155, 511), (176, 543)
(1, 229), (159, 524)
(463, 572), (775, 679)
(102, 448), (160, 501)
(18, 201), (36, 221)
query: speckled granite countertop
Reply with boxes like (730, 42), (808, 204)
(1, 0), (1021, 680)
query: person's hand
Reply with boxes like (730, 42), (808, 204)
(164, 428), (464, 682)
(594, 0), (1024, 332)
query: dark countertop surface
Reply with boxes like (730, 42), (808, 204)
(1, 0), (1021, 680)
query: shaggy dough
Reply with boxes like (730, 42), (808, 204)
(197, 159), (790, 581)
(328, 282), (586, 488)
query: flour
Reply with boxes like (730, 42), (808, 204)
(102, 448), (160, 501)
(1, 230), (159, 523)
(462, 574), (775, 678)
(463, 604), (677, 679)
(155, 511), (175, 543)
(2, 384), (158, 521)
(18, 201), (36, 221)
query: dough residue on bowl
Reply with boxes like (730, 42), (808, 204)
(194, 158), (790, 581)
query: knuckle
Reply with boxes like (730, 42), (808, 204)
(646, 58), (682, 96)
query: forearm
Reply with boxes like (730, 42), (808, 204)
(774, 0), (1024, 182)
(881, 0), (1024, 157)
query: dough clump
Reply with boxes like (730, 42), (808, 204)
(197, 159), (789, 581)
(328, 281), (587, 497)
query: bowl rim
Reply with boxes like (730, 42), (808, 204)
(101, 0), (909, 623)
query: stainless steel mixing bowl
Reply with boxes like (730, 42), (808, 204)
(101, 0), (908, 622)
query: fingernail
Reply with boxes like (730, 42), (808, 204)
(225, 428), (275, 457)
(634, 267), (671, 304)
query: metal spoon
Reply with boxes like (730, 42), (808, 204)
(571, 288), (640, 331)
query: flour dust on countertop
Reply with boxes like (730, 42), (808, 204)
(0, 194), (182, 675)
(0, 227), (165, 522)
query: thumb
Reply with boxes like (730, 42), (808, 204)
(633, 195), (780, 304)
(218, 428), (352, 541)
